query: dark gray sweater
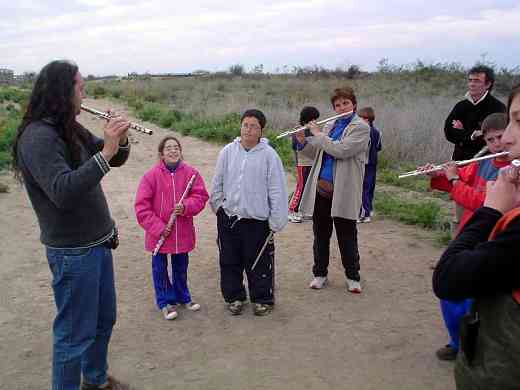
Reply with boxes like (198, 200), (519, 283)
(17, 120), (130, 248)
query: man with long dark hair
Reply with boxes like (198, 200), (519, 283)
(12, 60), (131, 390)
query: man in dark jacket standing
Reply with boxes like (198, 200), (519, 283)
(443, 65), (506, 235)
(12, 60), (131, 390)
(444, 65), (506, 161)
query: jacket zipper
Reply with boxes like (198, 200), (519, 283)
(171, 173), (179, 254)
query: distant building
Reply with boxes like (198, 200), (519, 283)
(0, 68), (14, 85)
(125, 72), (198, 80)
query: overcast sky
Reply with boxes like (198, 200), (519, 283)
(1, 0), (519, 76)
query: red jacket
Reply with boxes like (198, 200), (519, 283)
(135, 160), (208, 254)
(431, 158), (509, 234)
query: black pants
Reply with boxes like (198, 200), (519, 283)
(312, 192), (360, 281)
(216, 209), (275, 304)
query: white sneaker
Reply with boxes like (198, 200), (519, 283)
(184, 302), (201, 311)
(346, 279), (362, 294)
(162, 305), (178, 320)
(309, 276), (328, 289)
(288, 213), (303, 223)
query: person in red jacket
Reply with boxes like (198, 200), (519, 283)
(431, 113), (509, 232)
(135, 136), (209, 320)
(421, 112), (508, 361)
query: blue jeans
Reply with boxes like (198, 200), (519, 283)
(46, 245), (117, 390)
(151, 253), (191, 309)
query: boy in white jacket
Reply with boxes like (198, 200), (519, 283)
(210, 109), (288, 316)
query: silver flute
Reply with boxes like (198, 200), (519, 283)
(81, 104), (153, 135)
(398, 152), (511, 178)
(275, 111), (353, 139)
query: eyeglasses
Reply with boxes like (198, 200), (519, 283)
(241, 123), (261, 131)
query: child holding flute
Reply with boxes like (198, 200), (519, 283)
(420, 112), (509, 361)
(135, 136), (208, 320)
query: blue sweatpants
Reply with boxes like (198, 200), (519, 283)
(151, 253), (192, 309)
(361, 164), (377, 217)
(440, 298), (472, 350)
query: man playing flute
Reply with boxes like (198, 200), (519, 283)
(12, 60), (132, 390)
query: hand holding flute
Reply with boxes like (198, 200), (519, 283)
(484, 160), (520, 213)
(416, 161), (459, 180)
(399, 152), (510, 178)
(153, 175), (196, 256)
(101, 113), (130, 161)
(293, 120), (321, 144)
(276, 111), (353, 139)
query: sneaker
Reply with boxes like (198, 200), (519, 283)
(184, 302), (201, 311)
(228, 300), (244, 315)
(357, 216), (371, 223)
(346, 278), (362, 293)
(253, 303), (273, 316)
(288, 213), (303, 223)
(161, 305), (178, 320)
(81, 375), (131, 390)
(309, 276), (328, 289)
(436, 345), (458, 361)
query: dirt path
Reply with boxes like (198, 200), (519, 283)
(0, 99), (454, 389)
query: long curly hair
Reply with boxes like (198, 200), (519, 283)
(12, 60), (91, 181)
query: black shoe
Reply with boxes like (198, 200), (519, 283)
(228, 300), (244, 315)
(436, 345), (457, 361)
(253, 303), (273, 316)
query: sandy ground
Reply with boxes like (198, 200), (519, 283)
(0, 99), (455, 389)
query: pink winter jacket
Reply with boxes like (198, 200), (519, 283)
(135, 160), (209, 254)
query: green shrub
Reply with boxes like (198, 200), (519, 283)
(111, 90), (121, 99)
(159, 110), (183, 128)
(92, 85), (106, 97)
(374, 191), (449, 230)
(125, 97), (144, 111)
(0, 87), (29, 104)
(137, 103), (163, 122)
(265, 133), (293, 170)
(0, 108), (22, 171)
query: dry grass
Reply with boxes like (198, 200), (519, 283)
(87, 72), (504, 165)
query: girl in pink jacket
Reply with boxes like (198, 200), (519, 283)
(135, 136), (209, 320)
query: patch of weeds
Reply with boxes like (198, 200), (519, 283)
(374, 190), (451, 245)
